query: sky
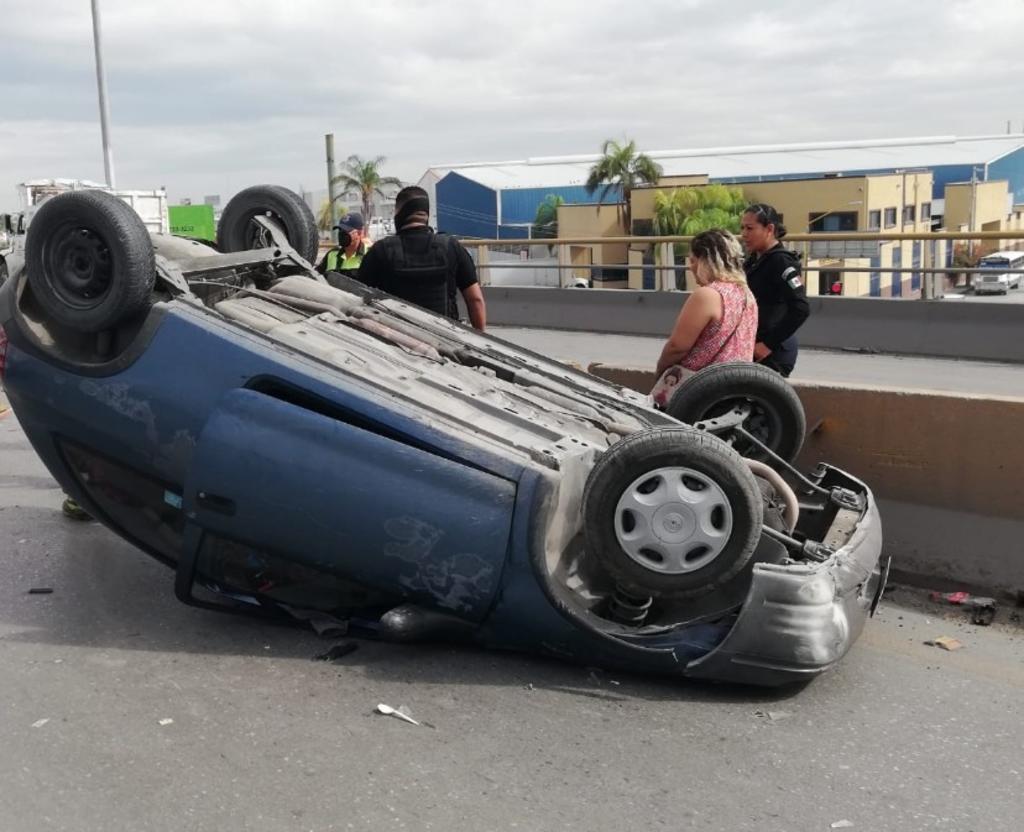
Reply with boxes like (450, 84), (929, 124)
(1, 0), (1023, 210)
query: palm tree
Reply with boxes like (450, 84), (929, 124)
(585, 139), (663, 229)
(317, 200), (336, 232)
(532, 194), (565, 239)
(652, 185), (747, 287)
(652, 184), (746, 237)
(331, 155), (403, 220)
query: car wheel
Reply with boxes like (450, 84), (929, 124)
(665, 362), (806, 462)
(583, 428), (763, 599)
(217, 185), (318, 264)
(0, 258), (7, 288)
(25, 190), (155, 332)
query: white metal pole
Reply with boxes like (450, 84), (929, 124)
(90, 0), (116, 188)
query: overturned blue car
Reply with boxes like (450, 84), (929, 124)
(0, 186), (886, 687)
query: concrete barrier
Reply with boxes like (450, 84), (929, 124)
(484, 286), (1024, 364)
(588, 362), (1024, 596)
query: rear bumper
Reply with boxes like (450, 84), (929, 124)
(684, 475), (884, 686)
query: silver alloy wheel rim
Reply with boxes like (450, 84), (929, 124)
(613, 466), (733, 574)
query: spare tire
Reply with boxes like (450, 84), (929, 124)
(25, 190), (155, 332)
(583, 427), (763, 599)
(217, 185), (318, 264)
(665, 362), (806, 463)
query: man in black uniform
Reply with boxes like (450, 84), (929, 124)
(740, 203), (810, 377)
(356, 186), (487, 331)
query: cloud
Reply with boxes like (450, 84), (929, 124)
(1, 0), (1023, 207)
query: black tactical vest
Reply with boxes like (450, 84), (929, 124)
(373, 231), (457, 319)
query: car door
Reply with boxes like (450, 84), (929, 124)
(180, 387), (516, 621)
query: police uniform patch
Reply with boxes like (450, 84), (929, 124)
(781, 266), (802, 289)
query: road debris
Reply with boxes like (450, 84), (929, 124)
(313, 642), (359, 662)
(930, 591), (971, 605)
(376, 703), (421, 726)
(27, 587), (54, 595)
(754, 709), (794, 722)
(158, 718), (174, 726)
(929, 590), (998, 625)
(925, 636), (963, 651)
(831, 822), (854, 829)
(31, 718), (50, 729)
(967, 597), (997, 626)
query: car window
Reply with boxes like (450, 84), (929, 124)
(60, 441), (185, 566)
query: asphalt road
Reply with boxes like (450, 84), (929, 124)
(1, 399), (1022, 831)
(491, 328), (1024, 397)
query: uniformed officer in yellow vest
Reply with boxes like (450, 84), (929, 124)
(317, 212), (368, 278)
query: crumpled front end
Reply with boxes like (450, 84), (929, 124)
(683, 472), (885, 686)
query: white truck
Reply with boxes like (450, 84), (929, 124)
(0, 179), (168, 285)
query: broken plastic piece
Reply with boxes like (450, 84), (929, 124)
(925, 636), (963, 651)
(158, 718), (174, 726)
(31, 718), (50, 729)
(831, 822), (854, 830)
(966, 597), (997, 626)
(376, 703), (420, 726)
(28, 587), (54, 595)
(930, 591), (971, 605)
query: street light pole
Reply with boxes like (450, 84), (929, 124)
(90, 0), (116, 188)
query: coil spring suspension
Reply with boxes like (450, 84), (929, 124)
(608, 587), (653, 626)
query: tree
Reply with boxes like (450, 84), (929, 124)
(317, 200), (336, 232)
(532, 194), (564, 239)
(331, 155), (403, 220)
(584, 139), (663, 229)
(651, 185), (747, 288)
(652, 184), (746, 237)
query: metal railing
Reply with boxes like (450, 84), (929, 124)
(457, 229), (1024, 298)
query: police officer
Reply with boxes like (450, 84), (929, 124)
(357, 187), (486, 331)
(740, 203), (810, 377)
(317, 212), (368, 279)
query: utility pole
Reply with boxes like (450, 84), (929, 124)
(325, 133), (338, 243)
(90, 0), (116, 187)
(967, 166), (978, 262)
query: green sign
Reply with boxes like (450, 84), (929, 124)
(169, 204), (216, 241)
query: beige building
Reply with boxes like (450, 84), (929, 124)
(557, 203), (628, 285)
(622, 173), (937, 296)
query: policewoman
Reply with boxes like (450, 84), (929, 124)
(740, 203), (810, 377)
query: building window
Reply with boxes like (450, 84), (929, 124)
(903, 205), (916, 224)
(884, 208), (897, 228)
(868, 210), (881, 230)
(921, 202), (932, 220)
(809, 212), (858, 233)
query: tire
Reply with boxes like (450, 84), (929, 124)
(217, 185), (318, 264)
(665, 362), (806, 463)
(25, 190), (155, 332)
(583, 427), (763, 599)
(0, 258), (7, 288)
